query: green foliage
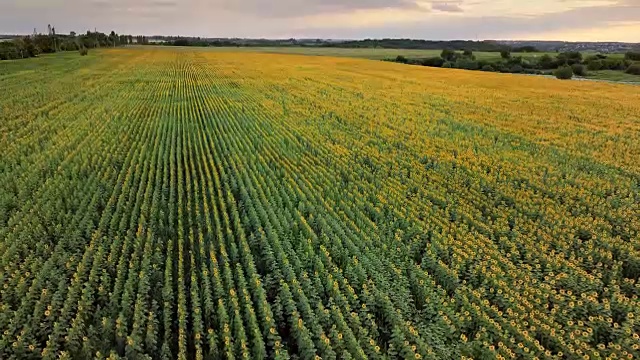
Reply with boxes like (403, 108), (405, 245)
(382, 46), (631, 81)
(513, 45), (538, 52)
(440, 49), (458, 61)
(601, 58), (631, 70)
(171, 38), (216, 47)
(571, 63), (587, 76)
(420, 57), (445, 67)
(329, 38), (506, 51)
(79, 47), (89, 56)
(587, 59), (604, 71)
(537, 54), (555, 69)
(625, 51), (640, 61)
(500, 50), (511, 59)
(0, 29), (132, 61)
(556, 51), (583, 65)
(576, 228), (593, 241)
(395, 55), (409, 64)
(173, 38), (191, 46)
(455, 57), (479, 70)
(626, 64), (640, 75)
(510, 64), (524, 73)
(507, 56), (523, 65)
(585, 54), (608, 61)
(554, 65), (574, 79)
(0, 37), (41, 59)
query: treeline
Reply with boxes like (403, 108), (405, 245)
(0, 29), (137, 60)
(327, 39), (516, 52)
(171, 39), (244, 47)
(168, 38), (315, 47)
(162, 38), (541, 52)
(389, 50), (640, 79)
(152, 37), (296, 47)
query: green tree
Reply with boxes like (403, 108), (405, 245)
(537, 54), (554, 69)
(17, 37), (40, 58)
(571, 63), (587, 76)
(624, 51), (640, 61)
(510, 64), (524, 73)
(109, 31), (118, 47)
(626, 64), (640, 75)
(455, 57), (479, 70)
(586, 59), (603, 71)
(421, 57), (444, 67)
(557, 51), (582, 65)
(554, 65), (573, 79)
(440, 49), (457, 61)
(395, 55), (408, 64)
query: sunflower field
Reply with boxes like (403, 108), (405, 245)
(0, 47), (639, 360)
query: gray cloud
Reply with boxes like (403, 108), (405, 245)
(148, 0), (178, 7)
(292, 1), (640, 39)
(0, 0), (638, 41)
(431, 1), (464, 12)
(214, 0), (422, 18)
(89, 0), (178, 11)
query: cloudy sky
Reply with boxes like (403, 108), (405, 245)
(1, 0), (639, 41)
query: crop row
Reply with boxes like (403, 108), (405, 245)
(0, 48), (638, 359)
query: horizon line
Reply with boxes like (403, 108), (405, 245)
(1, 33), (639, 44)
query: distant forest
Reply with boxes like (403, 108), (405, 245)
(0, 27), (139, 60)
(165, 38), (537, 52)
(4, 31), (638, 61)
(327, 39), (516, 52)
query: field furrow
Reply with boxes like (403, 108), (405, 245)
(0, 47), (638, 360)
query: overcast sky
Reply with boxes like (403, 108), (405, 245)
(1, 0), (639, 41)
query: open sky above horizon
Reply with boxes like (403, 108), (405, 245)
(1, 0), (639, 42)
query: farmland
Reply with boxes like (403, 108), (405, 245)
(178, 45), (627, 62)
(1, 47), (639, 359)
(160, 45), (562, 61)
